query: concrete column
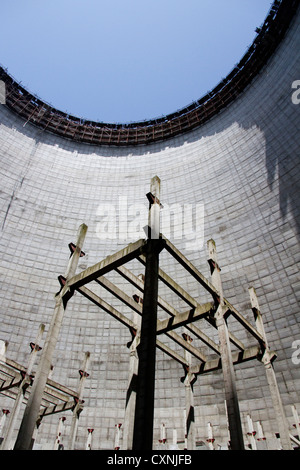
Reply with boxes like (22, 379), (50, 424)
(132, 177), (162, 451)
(53, 416), (66, 450)
(122, 289), (143, 450)
(158, 422), (167, 449)
(14, 223), (88, 450)
(256, 420), (267, 449)
(122, 302), (141, 450)
(246, 414), (257, 450)
(68, 351), (90, 450)
(1, 323), (45, 450)
(207, 422), (215, 450)
(172, 429), (178, 449)
(31, 421), (41, 450)
(292, 405), (300, 439)
(249, 287), (292, 450)
(0, 410), (10, 439)
(207, 239), (244, 450)
(0, 340), (8, 362)
(114, 423), (122, 450)
(85, 428), (94, 450)
(182, 332), (196, 450)
(146, 175), (161, 240)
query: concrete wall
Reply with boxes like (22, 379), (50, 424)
(0, 9), (299, 450)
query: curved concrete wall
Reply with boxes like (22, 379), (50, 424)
(0, 8), (299, 450)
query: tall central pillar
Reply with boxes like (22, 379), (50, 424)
(132, 176), (163, 450)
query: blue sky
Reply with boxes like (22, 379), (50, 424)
(0, 0), (273, 123)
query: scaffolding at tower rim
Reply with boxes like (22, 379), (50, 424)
(6, 176), (295, 450)
(0, 0), (298, 146)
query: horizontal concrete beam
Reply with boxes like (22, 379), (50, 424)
(156, 340), (188, 367)
(77, 284), (137, 332)
(138, 254), (200, 309)
(67, 239), (147, 290)
(163, 237), (218, 298)
(156, 302), (215, 335)
(39, 399), (76, 419)
(115, 265), (180, 318)
(190, 345), (261, 376)
(165, 330), (207, 363)
(138, 256), (245, 351)
(224, 300), (265, 345)
(116, 265), (221, 354)
(95, 276), (142, 316)
(76, 280), (208, 363)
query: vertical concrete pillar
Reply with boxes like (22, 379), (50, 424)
(292, 405), (300, 439)
(246, 414), (257, 450)
(182, 332), (196, 450)
(207, 422), (215, 450)
(0, 410), (10, 439)
(256, 420), (267, 449)
(158, 422), (167, 448)
(172, 429), (178, 449)
(31, 421), (41, 450)
(14, 223), (88, 450)
(249, 287), (292, 450)
(68, 351), (90, 450)
(132, 177), (162, 451)
(146, 175), (161, 240)
(53, 416), (66, 450)
(86, 428), (94, 450)
(0, 340), (8, 362)
(114, 423), (122, 450)
(122, 304), (141, 450)
(1, 323), (45, 450)
(207, 239), (244, 450)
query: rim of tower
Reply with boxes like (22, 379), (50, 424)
(0, 0), (298, 147)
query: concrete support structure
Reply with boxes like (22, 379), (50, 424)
(114, 423), (122, 450)
(132, 176), (163, 450)
(172, 429), (178, 450)
(1, 324), (45, 450)
(249, 287), (292, 450)
(68, 351), (90, 450)
(207, 239), (244, 450)
(256, 421), (267, 449)
(4, 177), (292, 450)
(182, 332), (196, 450)
(85, 428), (94, 450)
(13, 224), (87, 450)
(53, 416), (66, 450)
(246, 414), (257, 450)
(122, 304), (141, 450)
(0, 410), (10, 439)
(292, 405), (300, 439)
(0, 3), (298, 448)
(207, 422), (215, 450)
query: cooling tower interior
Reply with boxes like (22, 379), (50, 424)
(0, 0), (299, 451)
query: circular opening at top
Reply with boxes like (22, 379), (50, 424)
(1, 1), (274, 124)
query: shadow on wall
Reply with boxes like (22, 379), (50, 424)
(1, 86), (299, 244)
(241, 88), (300, 242)
(184, 76), (300, 242)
